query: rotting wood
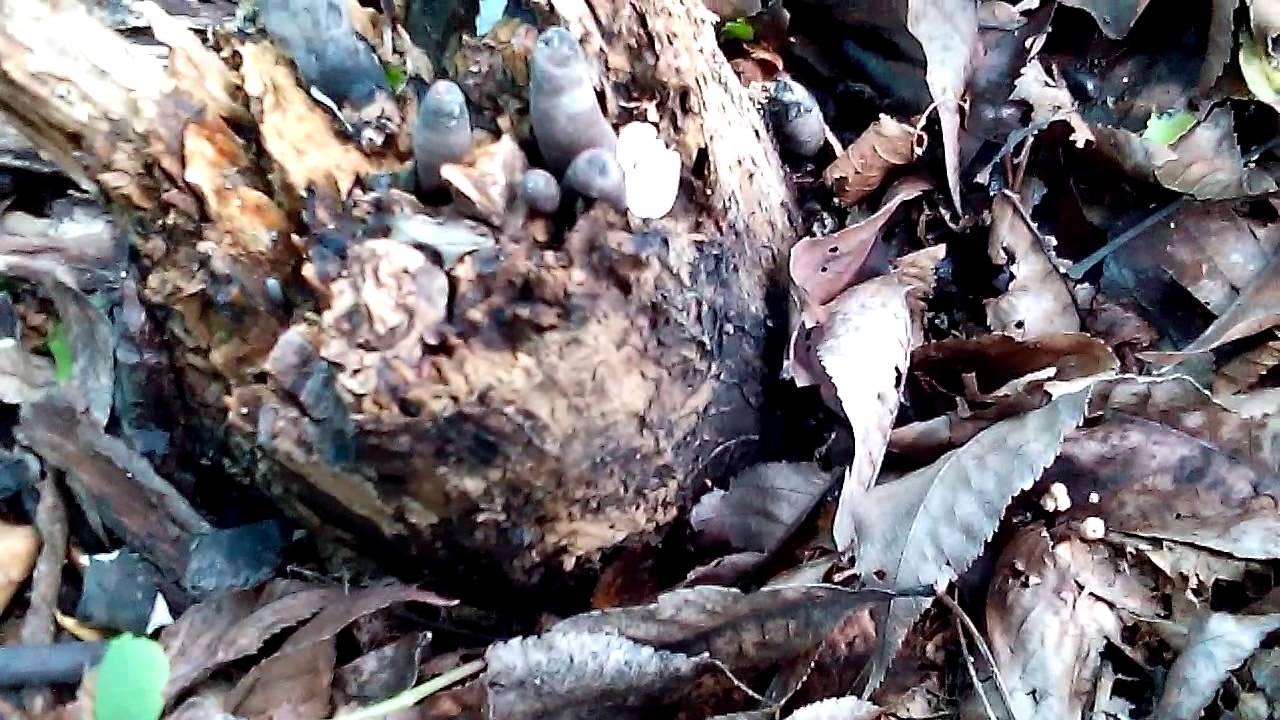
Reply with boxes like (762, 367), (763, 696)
(0, 0), (797, 593)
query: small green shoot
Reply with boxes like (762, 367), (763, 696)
(95, 635), (169, 720)
(45, 320), (72, 383)
(1141, 110), (1197, 146)
(720, 18), (755, 42)
(385, 65), (408, 94)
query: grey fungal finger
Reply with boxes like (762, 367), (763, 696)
(530, 27), (617, 176)
(768, 76), (825, 157)
(521, 168), (562, 214)
(413, 79), (473, 195)
(262, 0), (388, 110)
(563, 148), (626, 210)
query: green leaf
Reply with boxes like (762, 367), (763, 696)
(384, 65), (407, 93)
(1142, 110), (1197, 146)
(95, 635), (169, 720)
(720, 18), (755, 42)
(45, 321), (72, 383)
(1239, 30), (1280, 106)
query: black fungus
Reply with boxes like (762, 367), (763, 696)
(413, 79), (473, 195)
(529, 27), (618, 176)
(261, 0), (389, 110)
(768, 76), (826, 157)
(183, 520), (288, 595)
(521, 168), (562, 213)
(563, 148), (626, 210)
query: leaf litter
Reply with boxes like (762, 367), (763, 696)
(2, 0), (1280, 717)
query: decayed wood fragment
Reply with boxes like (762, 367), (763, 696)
(0, 0), (796, 589)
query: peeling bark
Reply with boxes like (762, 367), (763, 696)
(0, 0), (795, 591)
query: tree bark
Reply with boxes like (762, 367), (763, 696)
(0, 0), (795, 591)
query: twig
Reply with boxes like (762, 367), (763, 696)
(331, 658), (486, 720)
(0, 642), (106, 687)
(955, 614), (999, 720)
(1066, 197), (1183, 280)
(935, 591), (1020, 720)
(1067, 136), (1280, 280)
(19, 475), (68, 713)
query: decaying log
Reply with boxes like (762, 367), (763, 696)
(0, 0), (795, 590)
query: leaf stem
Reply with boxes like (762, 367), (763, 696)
(330, 658), (486, 720)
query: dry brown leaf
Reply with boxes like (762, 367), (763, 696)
(1086, 375), (1280, 473)
(690, 462), (835, 554)
(162, 583), (341, 702)
(1183, 251), (1280, 353)
(847, 390), (1090, 692)
(823, 117), (922, 206)
(820, 276), (914, 549)
(441, 134), (528, 226)
(335, 632), (429, 704)
(1218, 388), (1280, 419)
(1047, 416), (1280, 560)
(1093, 106), (1280, 200)
(984, 525), (1158, 720)
(485, 631), (708, 720)
(1155, 613), (1280, 720)
(906, 0), (977, 210)
(228, 636), (338, 719)
(553, 584), (903, 673)
(1215, 332), (1280, 395)
(1109, 202), (1279, 317)
(1201, 0), (1236, 90)
(1009, 59), (1094, 147)
(1058, 0), (1153, 38)
(0, 339), (57, 405)
(791, 176), (931, 314)
(0, 519), (38, 615)
(986, 186), (1081, 339)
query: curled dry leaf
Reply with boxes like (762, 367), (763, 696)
(1009, 60), (1094, 147)
(986, 185), (1081, 339)
(791, 176), (930, 315)
(484, 631), (709, 720)
(1047, 416), (1280, 560)
(984, 525), (1158, 720)
(823, 116), (922, 206)
(847, 390), (1089, 692)
(553, 584), (904, 672)
(441, 134), (528, 226)
(891, 333), (1117, 456)
(906, 0), (972, 210)
(906, 0), (977, 210)
(690, 462), (835, 554)
(1093, 105), (1279, 200)
(1155, 613), (1280, 720)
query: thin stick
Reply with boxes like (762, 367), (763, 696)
(955, 615), (999, 720)
(1066, 197), (1183, 280)
(331, 658), (486, 720)
(936, 591), (1020, 720)
(20, 475), (68, 714)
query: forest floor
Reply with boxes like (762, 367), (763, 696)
(0, 0), (1278, 718)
